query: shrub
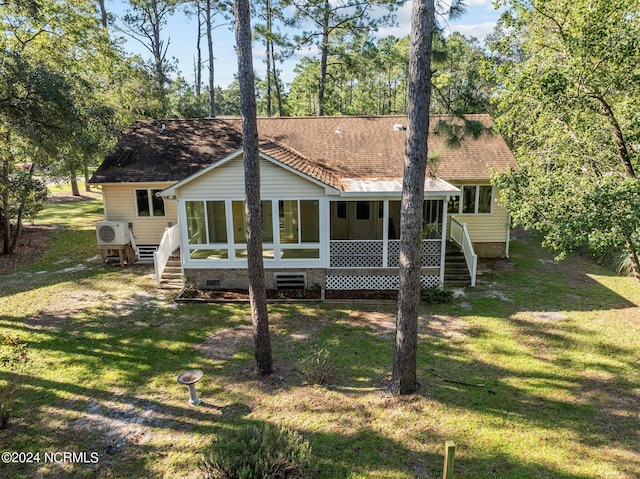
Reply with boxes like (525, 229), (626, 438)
(420, 286), (453, 304)
(201, 423), (312, 479)
(300, 348), (333, 385)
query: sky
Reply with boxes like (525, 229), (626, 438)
(107, 0), (503, 89)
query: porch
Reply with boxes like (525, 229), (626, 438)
(154, 199), (477, 289)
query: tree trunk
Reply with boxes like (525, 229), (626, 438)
(8, 201), (24, 254)
(591, 95), (635, 178)
(97, 0), (108, 28)
(70, 168), (80, 196)
(195, 0), (203, 98)
(317, 2), (330, 116)
(270, 39), (283, 116)
(1, 149), (10, 255)
(235, 0), (274, 376)
(264, 0), (272, 116)
(1, 189), (9, 254)
(389, 0), (435, 396)
(83, 158), (91, 192)
(206, 0), (216, 117)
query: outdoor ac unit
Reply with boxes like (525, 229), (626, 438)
(96, 221), (130, 247)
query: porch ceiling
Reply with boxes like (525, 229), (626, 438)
(340, 177), (459, 195)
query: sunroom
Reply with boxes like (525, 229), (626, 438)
(181, 197), (447, 270)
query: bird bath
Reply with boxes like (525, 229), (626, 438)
(177, 369), (203, 406)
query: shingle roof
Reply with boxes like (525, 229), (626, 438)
(90, 115), (515, 188)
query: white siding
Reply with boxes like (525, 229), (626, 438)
(176, 155), (324, 199)
(102, 183), (178, 245)
(455, 200), (509, 243)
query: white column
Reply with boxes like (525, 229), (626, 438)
(439, 197), (449, 287)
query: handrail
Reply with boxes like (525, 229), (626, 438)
(129, 226), (138, 257)
(450, 217), (478, 287)
(154, 224), (181, 285)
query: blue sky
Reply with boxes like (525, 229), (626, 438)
(108, 0), (503, 88)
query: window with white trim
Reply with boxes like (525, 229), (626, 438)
(448, 185), (492, 214)
(184, 198), (321, 261)
(278, 200), (320, 259)
(135, 189), (165, 217)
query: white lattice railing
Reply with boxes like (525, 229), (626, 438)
(154, 224), (180, 285)
(450, 217), (478, 287)
(329, 239), (441, 268)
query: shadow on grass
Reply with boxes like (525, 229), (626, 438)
(2, 295), (638, 478)
(1, 217), (639, 477)
(196, 301), (640, 477)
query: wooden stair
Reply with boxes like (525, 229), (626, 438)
(158, 251), (183, 290)
(444, 243), (471, 287)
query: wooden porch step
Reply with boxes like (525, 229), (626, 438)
(158, 249), (183, 289)
(444, 246), (471, 286)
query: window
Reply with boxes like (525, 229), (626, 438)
(186, 201), (206, 244)
(447, 195), (460, 214)
(206, 201), (227, 242)
(186, 198), (321, 262)
(278, 200), (319, 244)
(186, 201), (227, 244)
(477, 186), (492, 213)
(232, 200), (273, 243)
(136, 189), (165, 217)
(449, 185), (492, 214)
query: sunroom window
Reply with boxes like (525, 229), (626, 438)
(186, 200), (227, 244)
(232, 200), (273, 243)
(185, 199), (321, 262)
(279, 200), (320, 259)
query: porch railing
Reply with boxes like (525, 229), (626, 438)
(154, 224), (180, 285)
(329, 239), (440, 269)
(450, 217), (478, 287)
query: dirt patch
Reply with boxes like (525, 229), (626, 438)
(0, 225), (55, 274)
(345, 310), (470, 341)
(347, 311), (395, 339)
(419, 314), (470, 340)
(195, 325), (255, 361)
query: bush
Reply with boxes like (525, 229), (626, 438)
(420, 286), (453, 304)
(300, 348), (333, 385)
(201, 423), (312, 479)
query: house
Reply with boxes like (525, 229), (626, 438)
(89, 115), (516, 291)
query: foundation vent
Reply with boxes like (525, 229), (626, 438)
(274, 272), (306, 290)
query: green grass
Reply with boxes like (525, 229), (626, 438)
(0, 189), (639, 478)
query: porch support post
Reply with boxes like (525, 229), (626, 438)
(323, 198), (331, 268)
(382, 200), (389, 268)
(439, 197), (448, 287)
(225, 199), (236, 261)
(178, 199), (189, 267)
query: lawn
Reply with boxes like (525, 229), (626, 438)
(1, 190), (639, 478)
